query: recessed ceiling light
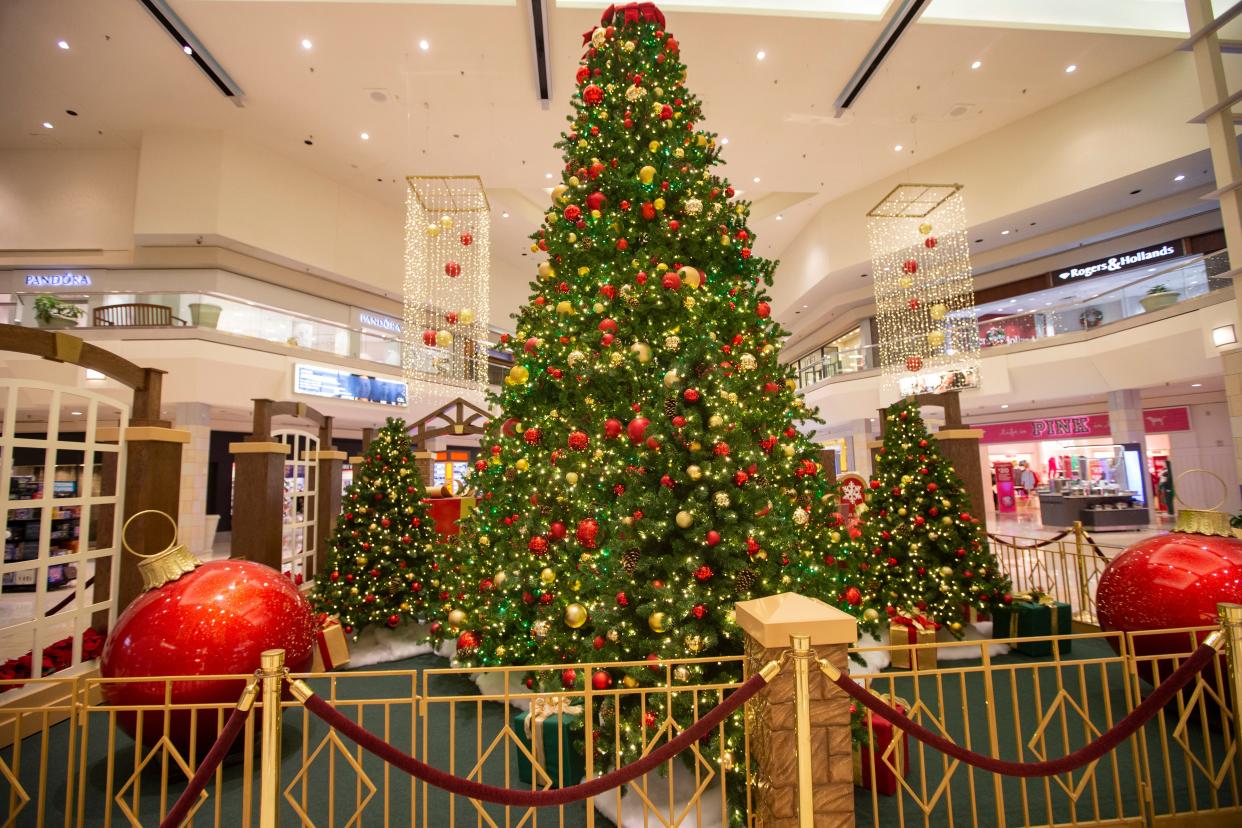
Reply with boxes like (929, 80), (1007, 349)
(1045, 301), (1052, 306)
(776, 214), (783, 221)
(894, 144), (903, 152)
(301, 38), (313, 50)
(70, 411), (82, 416)
(756, 50), (766, 61)
(752, 176), (760, 183)
(1065, 64), (1077, 73)
(1009, 299), (1017, 303)
(720, 137), (729, 145)
(57, 40), (70, 50)
(1001, 404), (1009, 409)
(802, 304), (809, 308)
(1174, 174), (1186, 181)
(1191, 383), (1202, 388)
(970, 60), (982, 70)
(183, 45), (193, 55)
(545, 172), (553, 179)
(360, 132), (370, 140)
(419, 39), (430, 51)
(501, 211), (510, 218)
(42, 122), (53, 129)
(1001, 229), (1010, 235)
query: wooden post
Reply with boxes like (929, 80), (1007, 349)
(309, 452), (346, 574)
(96, 425), (191, 612)
(229, 441), (289, 569)
(736, 592), (858, 827)
(818, 449), (838, 487)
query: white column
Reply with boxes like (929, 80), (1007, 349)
(174, 402), (212, 557)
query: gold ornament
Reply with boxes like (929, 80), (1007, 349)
(623, 675), (638, 688)
(664, 334), (681, 351)
(648, 612), (668, 633)
(631, 342), (652, 363)
(939, 566), (954, 577)
(678, 266), (701, 288)
(684, 634), (703, 654)
(495, 645), (507, 657)
(782, 444), (796, 457)
(663, 370), (681, 388)
(565, 603), (588, 628)
(425, 223), (441, 238)
(929, 303), (947, 321)
(864, 608), (880, 621)
(927, 330), (945, 348)
(568, 350), (586, 367)
(494, 571), (507, 586)
(638, 165), (657, 185)
(532, 620), (549, 639)
(540, 567), (556, 584)
(687, 464), (702, 480)
(675, 510), (694, 528)
(435, 330), (453, 348)
(708, 414), (724, 429)
(439, 215), (454, 229)
(551, 185), (569, 204)
(684, 198), (703, 216)
(565, 471), (579, 485)
(607, 628), (620, 642)
(674, 666), (690, 682)
(447, 609), (467, 628)
(507, 365), (529, 385)
(918, 222), (933, 235)
(556, 300), (574, 316)
(738, 354), (757, 371)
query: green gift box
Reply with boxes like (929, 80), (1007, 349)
(993, 593), (1072, 657)
(513, 699), (585, 788)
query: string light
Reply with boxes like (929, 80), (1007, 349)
(402, 176), (491, 401)
(866, 185), (981, 398)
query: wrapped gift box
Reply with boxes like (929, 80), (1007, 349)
(890, 615), (937, 670)
(513, 698), (585, 788)
(992, 593), (1072, 657)
(853, 696), (909, 796)
(427, 496), (477, 537)
(312, 615), (351, 672)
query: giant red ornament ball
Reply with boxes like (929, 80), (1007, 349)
(100, 559), (316, 751)
(1097, 532), (1242, 666)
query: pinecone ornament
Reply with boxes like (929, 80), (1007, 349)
(622, 548), (640, 573)
(734, 568), (757, 592)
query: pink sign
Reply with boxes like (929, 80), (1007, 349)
(994, 462), (1017, 513)
(979, 407), (1190, 444)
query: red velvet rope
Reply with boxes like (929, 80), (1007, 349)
(159, 702), (253, 828)
(834, 641), (1219, 777)
(301, 671), (767, 807)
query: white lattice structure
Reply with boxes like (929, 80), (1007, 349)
(402, 175), (491, 401)
(274, 428), (318, 583)
(867, 184), (982, 398)
(0, 380), (126, 671)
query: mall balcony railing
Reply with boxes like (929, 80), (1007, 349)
(792, 249), (1232, 391)
(5, 290), (515, 387)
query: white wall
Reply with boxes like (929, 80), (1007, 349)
(0, 147), (139, 254)
(1168, 402), (1240, 514)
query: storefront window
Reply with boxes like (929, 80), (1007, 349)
(432, 449), (475, 493)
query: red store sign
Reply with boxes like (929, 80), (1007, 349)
(979, 406), (1191, 444)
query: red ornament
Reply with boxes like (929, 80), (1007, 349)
(549, 521), (567, 541)
(583, 84), (604, 105)
(528, 536), (549, 555)
(627, 417), (650, 445)
(693, 604), (707, 619)
(593, 635), (606, 650)
(662, 272), (681, 290)
(568, 430), (589, 451)
(598, 318), (618, 334)
(460, 232), (473, 246)
(561, 668), (578, 688)
(100, 560), (315, 752)
(604, 419), (623, 440)
(592, 670), (613, 690)
(704, 532), (721, 547)
(563, 204), (582, 223)
(924, 236), (938, 249)
(524, 427), (542, 444)
(586, 191), (606, 212)
(577, 518), (600, 547)
(682, 388), (700, 403)
(1098, 532), (1242, 666)
(422, 330), (438, 347)
(844, 586), (862, 606)
(905, 355), (923, 372)
(386, 613), (401, 628)
(457, 631), (478, 650)
(908, 298), (921, 311)
(902, 259), (918, 274)
(445, 261), (461, 278)
(756, 301), (771, 318)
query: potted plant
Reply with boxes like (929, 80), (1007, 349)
(1139, 284), (1180, 313)
(188, 301), (223, 328)
(33, 295), (84, 329)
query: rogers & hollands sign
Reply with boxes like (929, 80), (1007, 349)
(979, 406), (1191, 444)
(1054, 241), (1182, 282)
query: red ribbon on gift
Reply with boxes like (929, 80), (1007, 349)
(583, 2), (668, 45)
(892, 614), (939, 646)
(316, 615), (343, 670)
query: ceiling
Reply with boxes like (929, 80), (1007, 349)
(0, 0), (1195, 320)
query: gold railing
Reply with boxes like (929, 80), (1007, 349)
(0, 608), (1239, 827)
(850, 623), (1240, 827)
(988, 523), (1125, 627)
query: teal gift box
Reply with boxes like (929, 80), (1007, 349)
(513, 700), (586, 788)
(993, 593), (1072, 657)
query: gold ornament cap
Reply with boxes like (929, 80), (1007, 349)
(1172, 470), (1233, 537)
(122, 510), (202, 592)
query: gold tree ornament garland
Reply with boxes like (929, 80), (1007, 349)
(403, 176), (491, 398)
(866, 184), (981, 397)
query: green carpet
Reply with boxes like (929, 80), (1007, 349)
(3, 639), (1235, 827)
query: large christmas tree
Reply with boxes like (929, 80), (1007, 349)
(864, 398), (1009, 629)
(315, 418), (438, 637)
(433, 3), (877, 682)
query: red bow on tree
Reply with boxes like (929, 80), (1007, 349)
(583, 2), (668, 44)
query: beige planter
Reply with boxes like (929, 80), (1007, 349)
(37, 316), (79, 330)
(1139, 291), (1179, 313)
(189, 302), (222, 328)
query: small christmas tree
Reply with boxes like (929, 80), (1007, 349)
(315, 418), (438, 636)
(865, 398), (1009, 632)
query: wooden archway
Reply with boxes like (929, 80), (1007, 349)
(0, 324), (180, 610)
(231, 399), (344, 576)
(405, 397), (492, 450)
